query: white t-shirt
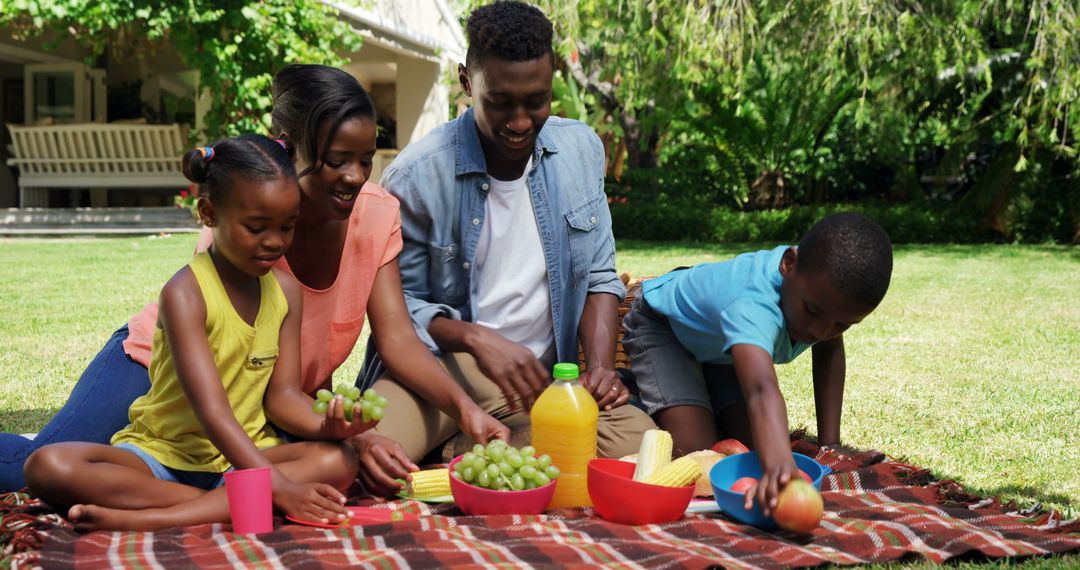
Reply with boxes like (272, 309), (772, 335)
(473, 159), (556, 368)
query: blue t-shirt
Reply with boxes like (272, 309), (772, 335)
(641, 245), (812, 365)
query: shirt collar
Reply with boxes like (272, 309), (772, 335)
(455, 108), (560, 177)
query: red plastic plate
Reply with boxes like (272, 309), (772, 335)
(286, 506), (416, 528)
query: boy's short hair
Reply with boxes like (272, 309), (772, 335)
(798, 213), (893, 307)
(465, 1), (554, 69)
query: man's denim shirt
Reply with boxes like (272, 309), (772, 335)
(360, 108), (624, 385)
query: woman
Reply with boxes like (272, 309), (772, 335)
(0, 64), (508, 496)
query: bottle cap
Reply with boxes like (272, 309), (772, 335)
(552, 363), (580, 380)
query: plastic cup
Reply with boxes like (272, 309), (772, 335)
(224, 466), (273, 534)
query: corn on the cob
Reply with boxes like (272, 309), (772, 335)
(632, 429), (673, 482)
(642, 456), (701, 487)
(407, 468), (450, 497)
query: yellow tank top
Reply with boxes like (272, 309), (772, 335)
(112, 251), (287, 472)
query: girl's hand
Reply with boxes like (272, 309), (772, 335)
(318, 395), (379, 440)
(349, 432), (418, 497)
(458, 404), (510, 446)
(272, 479), (349, 525)
(745, 455), (799, 516)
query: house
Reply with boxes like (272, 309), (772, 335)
(0, 0), (465, 209)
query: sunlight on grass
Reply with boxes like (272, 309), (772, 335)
(1, 236), (1077, 522)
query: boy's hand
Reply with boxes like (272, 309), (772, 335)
(349, 432), (418, 497)
(273, 479), (349, 525)
(318, 396), (379, 440)
(745, 454), (800, 516)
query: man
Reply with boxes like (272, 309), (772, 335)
(359, 1), (655, 467)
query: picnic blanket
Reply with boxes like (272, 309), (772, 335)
(2, 438), (1077, 569)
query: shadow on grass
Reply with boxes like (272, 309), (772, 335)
(966, 482), (1077, 514)
(0, 409), (57, 435)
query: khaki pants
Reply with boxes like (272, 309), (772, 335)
(372, 352), (656, 463)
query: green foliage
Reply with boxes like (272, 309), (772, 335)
(0, 1), (361, 139)
(534, 0), (1077, 239)
(609, 199), (1013, 244)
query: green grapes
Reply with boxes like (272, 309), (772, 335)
(451, 439), (559, 491)
(312, 385), (386, 423)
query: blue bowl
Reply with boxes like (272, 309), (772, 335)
(708, 451), (831, 530)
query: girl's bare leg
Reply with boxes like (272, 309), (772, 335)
(67, 441), (358, 532)
(25, 442), (205, 510)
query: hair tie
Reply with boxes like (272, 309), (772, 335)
(274, 139), (287, 151)
(197, 146), (215, 161)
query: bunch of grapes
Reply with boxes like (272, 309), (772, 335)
(452, 440), (561, 491)
(312, 385), (388, 423)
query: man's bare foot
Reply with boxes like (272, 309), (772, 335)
(68, 504), (166, 532)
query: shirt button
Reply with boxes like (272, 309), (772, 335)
(472, 218), (480, 225)
(463, 262), (471, 270)
(481, 183), (490, 191)
(590, 216), (597, 223)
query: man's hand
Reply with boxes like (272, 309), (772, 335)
(348, 432), (418, 497)
(466, 327), (548, 411)
(580, 366), (629, 411)
(458, 403), (511, 445)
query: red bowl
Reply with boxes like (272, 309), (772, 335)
(448, 455), (557, 516)
(587, 458), (694, 525)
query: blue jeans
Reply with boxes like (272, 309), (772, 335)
(113, 443), (228, 490)
(0, 325), (151, 491)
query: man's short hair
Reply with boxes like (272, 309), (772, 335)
(798, 213), (893, 307)
(465, 1), (554, 70)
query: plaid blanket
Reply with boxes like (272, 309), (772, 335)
(2, 439), (1077, 569)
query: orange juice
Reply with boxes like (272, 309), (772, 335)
(531, 363), (598, 508)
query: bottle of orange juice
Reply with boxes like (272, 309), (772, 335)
(531, 362), (599, 508)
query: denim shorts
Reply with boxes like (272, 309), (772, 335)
(621, 294), (745, 415)
(115, 443), (229, 491)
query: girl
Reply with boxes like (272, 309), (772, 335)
(24, 135), (363, 531)
(0, 65), (507, 496)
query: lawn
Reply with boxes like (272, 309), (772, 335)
(1, 236), (1077, 538)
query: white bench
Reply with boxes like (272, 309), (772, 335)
(5, 123), (189, 207)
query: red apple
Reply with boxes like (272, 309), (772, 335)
(711, 438), (750, 456)
(772, 479), (823, 533)
(798, 469), (813, 483)
(729, 476), (757, 494)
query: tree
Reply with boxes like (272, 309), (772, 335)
(0, 1), (361, 138)
(533, 1), (1077, 196)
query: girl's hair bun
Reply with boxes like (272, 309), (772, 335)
(181, 146), (214, 184)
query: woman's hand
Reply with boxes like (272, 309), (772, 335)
(580, 366), (630, 411)
(348, 432), (417, 497)
(272, 477), (349, 525)
(458, 403), (510, 446)
(318, 395), (379, 440)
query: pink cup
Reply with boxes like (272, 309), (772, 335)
(224, 466), (273, 534)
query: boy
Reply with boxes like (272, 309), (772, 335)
(622, 212), (892, 514)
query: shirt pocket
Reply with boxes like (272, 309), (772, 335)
(428, 241), (467, 306)
(328, 317), (364, 375)
(245, 349), (279, 371)
(564, 198), (600, 280)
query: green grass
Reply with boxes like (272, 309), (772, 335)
(1, 236), (1077, 567)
